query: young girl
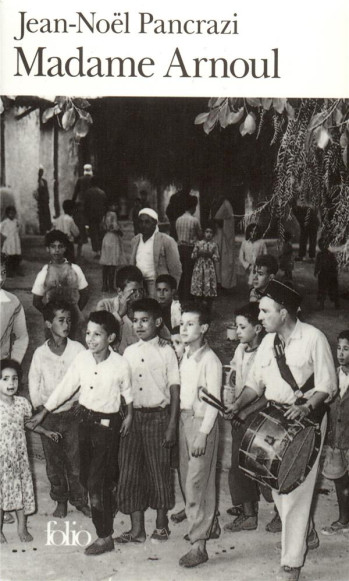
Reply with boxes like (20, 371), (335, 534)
(100, 204), (125, 292)
(0, 359), (60, 544)
(224, 302), (265, 532)
(0, 206), (22, 277)
(322, 330), (349, 535)
(190, 222), (220, 303)
(239, 223), (267, 285)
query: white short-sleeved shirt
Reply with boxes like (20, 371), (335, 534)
(32, 262), (88, 296)
(230, 343), (258, 399)
(123, 336), (180, 408)
(246, 320), (337, 404)
(45, 349), (132, 414)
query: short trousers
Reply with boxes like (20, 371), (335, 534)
(322, 447), (349, 480)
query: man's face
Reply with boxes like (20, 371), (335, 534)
(253, 266), (271, 290)
(258, 297), (283, 333)
(156, 282), (175, 306)
(139, 215), (156, 237)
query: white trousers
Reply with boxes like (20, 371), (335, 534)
(272, 416), (327, 568)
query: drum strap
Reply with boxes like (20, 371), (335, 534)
(273, 335), (314, 399)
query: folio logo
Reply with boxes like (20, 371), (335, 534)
(46, 520), (92, 547)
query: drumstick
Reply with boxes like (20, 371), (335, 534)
(201, 387), (225, 408)
(201, 396), (226, 413)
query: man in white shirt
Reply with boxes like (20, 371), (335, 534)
(230, 280), (337, 581)
(130, 208), (182, 298)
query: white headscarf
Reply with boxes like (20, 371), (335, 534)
(138, 208), (158, 222)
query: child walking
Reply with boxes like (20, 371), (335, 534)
(26, 311), (133, 556)
(314, 237), (339, 309)
(223, 303), (265, 533)
(190, 223), (220, 306)
(239, 223), (267, 285)
(178, 302), (222, 568)
(32, 230), (89, 342)
(28, 300), (90, 518)
(116, 298), (180, 543)
(100, 204), (125, 292)
(0, 359), (60, 544)
(321, 330), (349, 535)
(0, 206), (22, 277)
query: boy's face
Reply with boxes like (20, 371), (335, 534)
(133, 310), (161, 341)
(47, 241), (66, 263)
(46, 309), (71, 339)
(236, 315), (259, 345)
(156, 282), (175, 307)
(86, 321), (115, 355)
(252, 266), (271, 290)
(0, 367), (19, 398)
(337, 338), (349, 368)
(180, 312), (208, 345)
(171, 333), (185, 360)
(119, 281), (144, 305)
(0, 264), (7, 289)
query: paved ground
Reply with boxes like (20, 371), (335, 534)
(1, 228), (349, 581)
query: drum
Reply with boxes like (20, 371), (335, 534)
(239, 402), (321, 494)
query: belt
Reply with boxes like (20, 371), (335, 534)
(135, 406), (169, 413)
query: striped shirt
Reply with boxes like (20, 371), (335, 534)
(175, 212), (201, 246)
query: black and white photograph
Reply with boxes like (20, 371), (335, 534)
(0, 94), (348, 581)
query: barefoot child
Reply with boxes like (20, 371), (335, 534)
(321, 330), (349, 535)
(0, 359), (61, 544)
(26, 311), (133, 556)
(116, 298), (180, 543)
(28, 300), (90, 518)
(178, 302), (222, 568)
(223, 303), (265, 533)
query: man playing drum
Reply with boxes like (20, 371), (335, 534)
(229, 279), (337, 581)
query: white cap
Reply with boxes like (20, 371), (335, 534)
(138, 208), (158, 222)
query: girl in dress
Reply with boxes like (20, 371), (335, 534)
(190, 222), (220, 306)
(0, 206), (22, 277)
(100, 204), (125, 292)
(0, 359), (60, 544)
(239, 223), (267, 285)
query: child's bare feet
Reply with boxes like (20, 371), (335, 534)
(18, 528), (33, 542)
(0, 532), (7, 543)
(53, 501), (67, 518)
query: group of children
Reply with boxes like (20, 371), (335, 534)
(1, 223), (348, 575)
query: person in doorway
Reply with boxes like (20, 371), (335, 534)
(36, 167), (52, 235)
(72, 163), (93, 260)
(210, 196), (237, 291)
(84, 176), (107, 259)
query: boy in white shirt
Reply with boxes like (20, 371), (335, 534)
(27, 310), (133, 556)
(116, 298), (180, 543)
(28, 300), (89, 519)
(178, 301), (222, 568)
(224, 302), (265, 533)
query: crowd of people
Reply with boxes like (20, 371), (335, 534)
(0, 174), (348, 581)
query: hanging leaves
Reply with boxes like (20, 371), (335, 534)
(74, 118), (90, 140)
(61, 107), (76, 130)
(317, 127), (331, 149)
(194, 112), (210, 125)
(239, 112), (256, 136)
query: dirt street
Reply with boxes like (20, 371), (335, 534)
(1, 230), (348, 581)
